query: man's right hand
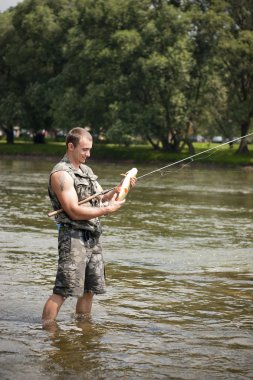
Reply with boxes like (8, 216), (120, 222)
(105, 194), (125, 214)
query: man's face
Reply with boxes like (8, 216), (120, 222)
(72, 136), (93, 165)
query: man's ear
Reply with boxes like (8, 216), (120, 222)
(67, 142), (74, 151)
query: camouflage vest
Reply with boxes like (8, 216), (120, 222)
(48, 155), (102, 235)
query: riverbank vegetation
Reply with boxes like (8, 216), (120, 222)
(0, 0), (253, 154)
(1, 139), (253, 167)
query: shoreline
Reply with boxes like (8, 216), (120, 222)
(1, 152), (253, 171)
(1, 139), (253, 168)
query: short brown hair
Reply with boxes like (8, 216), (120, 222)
(66, 128), (92, 148)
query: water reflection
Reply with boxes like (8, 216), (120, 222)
(0, 159), (253, 379)
(43, 319), (107, 377)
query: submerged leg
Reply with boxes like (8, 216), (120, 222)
(75, 293), (94, 319)
(42, 294), (65, 326)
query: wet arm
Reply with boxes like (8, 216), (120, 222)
(51, 171), (124, 220)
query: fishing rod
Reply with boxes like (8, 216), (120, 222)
(136, 132), (253, 181)
(48, 132), (252, 217)
(47, 186), (117, 217)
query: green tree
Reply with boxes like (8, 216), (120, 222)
(0, 0), (70, 142)
(183, 0), (253, 152)
(0, 11), (21, 143)
(48, 0), (119, 136)
(104, 1), (194, 151)
(218, 0), (253, 153)
(1, 0), (252, 153)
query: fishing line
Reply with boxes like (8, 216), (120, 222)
(48, 133), (252, 217)
(136, 133), (253, 181)
(159, 158), (194, 175)
(159, 149), (219, 175)
(160, 149), (221, 175)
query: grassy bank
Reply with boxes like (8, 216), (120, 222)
(1, 139), (253, 167)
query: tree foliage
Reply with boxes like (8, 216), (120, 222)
(0, 0), (252, 153)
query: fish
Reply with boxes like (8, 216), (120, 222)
(116, 167), (138, 201)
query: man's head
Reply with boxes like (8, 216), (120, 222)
(66, 128), (93, 166)
(66, 127), (92, 148)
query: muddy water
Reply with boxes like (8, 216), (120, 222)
(0, 158), (252, 379)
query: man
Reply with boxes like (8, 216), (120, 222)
(42, 127), (134, 326)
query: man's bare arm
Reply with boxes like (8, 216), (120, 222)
(51, 171), (124, 220)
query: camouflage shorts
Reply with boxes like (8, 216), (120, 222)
(53, 226), (106, 298)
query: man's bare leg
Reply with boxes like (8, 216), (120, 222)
(75, 293), (93, 319)
(42, 294), (65, 327)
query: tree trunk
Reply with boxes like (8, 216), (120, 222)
(168, 130), (180, 152)
(180, 139), (195, 154)
(2, 126), (14, 144)
(146, 135), (160, 150)
(236, 121), (249, 154)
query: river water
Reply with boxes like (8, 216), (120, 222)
(0, 158), (252, 380)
